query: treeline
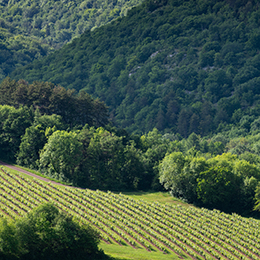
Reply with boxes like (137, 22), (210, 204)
(0, 103), (167, 191)
(0, 78), (108, 127)
(157, 130), (260, 216)
(160, 152), (260, 215)
(0, 203), (107, 260)
(9, 0), (260, 135)
(2, 102), (260, 216)
(159, 111), (260, 215)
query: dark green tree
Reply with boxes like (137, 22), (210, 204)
(0, 105), (34, 161)
(197, 165), (242, 212)
(12, 203), (105, 260)
(85, 128), (125, 190)
(0, 219), (20, 260)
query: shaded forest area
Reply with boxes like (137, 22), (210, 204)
(0, 78), (108, 127)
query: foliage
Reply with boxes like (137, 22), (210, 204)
(39, 131), (83, 184)
(0, 78), (108, 163)
(50, 126), (146, 190)
(0, 0), (144, 81)
(0, 78), (109, 127)
(159, 152), (260, 213)
(0, 203), (105, 260)
(0, 218), (20, 259)
(254, 183), (260, 212)
(0, 0), (143, 49)
(0, 27), (51, 82)
(9, 0), (260, 136)
(0, 105), (34, 162)
(159, 152), (196, 201)
(16, 112), (65, 169)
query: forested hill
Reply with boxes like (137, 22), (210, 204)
(0, 0), (143, 49)
(0, 0), (143, 82)
(10, 0), (260, 136)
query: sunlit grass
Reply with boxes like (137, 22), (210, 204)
(100, 242), (190, 260)
(121, 191), (189, 207)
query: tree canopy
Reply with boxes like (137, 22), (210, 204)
(0, 203), (107, 260)
(159, 152), (260, 214)
(0, 0), (144, 81)
(0, 78), (108, 127)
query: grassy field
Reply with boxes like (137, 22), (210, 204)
(101, 242), (186, 260)
(0, 163), (260, 260)
(121, 191), (188, 206)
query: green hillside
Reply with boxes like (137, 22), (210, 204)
(0, 28), (50, 82)
(10, 0), (260, 135)
(0, 0), (143, 81)
(1, 165), (260, 260)
(0, 0), (143, 49)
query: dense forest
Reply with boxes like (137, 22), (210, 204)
(0, 27), (50, 82)
(0, 0), (143, 49)
(0, 77), (108, 127)
(0, 0), (143, 81)
(9, 0), (260, 136)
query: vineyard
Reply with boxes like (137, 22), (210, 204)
(0, 166), (260, 260)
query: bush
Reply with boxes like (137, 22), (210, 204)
(0, 203), (108, 260)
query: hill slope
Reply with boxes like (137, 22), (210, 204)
(0, 165), (260, 260)
(0, 0), (143, 49)
(0, 27), (50, 82)
(11, 0), (260, 135)
(0, 0), (143, 81)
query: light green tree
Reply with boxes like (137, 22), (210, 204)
(159, 152), (201, 201)
(39, 130), (83, 184)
